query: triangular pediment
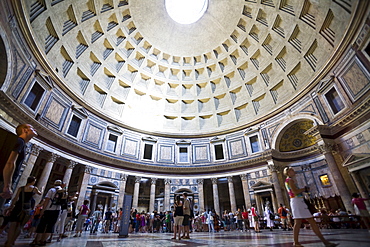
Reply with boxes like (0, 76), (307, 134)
(251, 180), (272, 189)
(35, 70), (54, 89)
(342, 153), (370, 167)
(107, 125), (123, 135)
(316, 76), (334, 94)
(176, 140), (191, 145)
(142, 136), (157, 143)
(72, 105), (89, 118)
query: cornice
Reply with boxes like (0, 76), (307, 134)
(333, 97), (370, 127)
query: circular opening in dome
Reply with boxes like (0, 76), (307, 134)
(165, 0), (208, 25)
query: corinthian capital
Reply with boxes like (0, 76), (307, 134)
(120, 173), (128, 181)
(240, 174), (248, 181)
(135, 176), (142, 183)
(30, 144), (43, 156)
(267, 164), (279, 173)
(47, 153), (60, 163)
(211, 177), (218, 184)
(197, 178), (204, 185)
(151, 178), (157, 185)
(164, 178), (171, 185)
(227, 176), (233, 183)
(84, 165), (93, 174)
(318, 143), (337, 154)
(68, 160), (78, 169)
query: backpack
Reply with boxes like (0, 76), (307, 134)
(50, 188), (65, 207)
(269, 213), (275, 220)
(281, 208), (287, 217)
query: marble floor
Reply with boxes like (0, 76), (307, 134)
(1, 228), (369, 247)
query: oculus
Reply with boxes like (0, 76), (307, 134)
(165, 0), (208, 24)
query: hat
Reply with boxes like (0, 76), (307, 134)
(54, 180), (62, 185)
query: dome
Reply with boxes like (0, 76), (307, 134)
(20, 0), (354, 136)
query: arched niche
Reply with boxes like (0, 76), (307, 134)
(0, 35), (8, 88)
(276, 119), (317, 152)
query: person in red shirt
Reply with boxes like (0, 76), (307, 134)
(250, 204), (260, 233)
(351, 193), (370, 231)
(278, 204), (288, 231)
(241, 208), (250, 232)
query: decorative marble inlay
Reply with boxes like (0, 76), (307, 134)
(45, 98), (64, 125)
(123, 139), (137, 156)
(86, 124), (102, 145)
(229, 139), (244, 156)
(194, 145), (208, 161)
(160, 145), (172, 160)
(341, 60), (369, 99)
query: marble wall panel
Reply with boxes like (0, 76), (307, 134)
(192, 144), (210, 163)
(122, 138), (139, 158)
(82, 121), (105, 148)
(227, 137), (247, 159)
(157, 144), (174, 163)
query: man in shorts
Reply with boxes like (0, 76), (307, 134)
(182, 192), (191, 239)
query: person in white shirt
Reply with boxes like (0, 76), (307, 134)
(30, 180), (62, 246)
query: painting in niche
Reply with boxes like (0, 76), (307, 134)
(319, 174), (331, 187)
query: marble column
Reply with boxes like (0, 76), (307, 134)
(318, 142), (353, 211)
(267, 160), (284, 207)
(197, 179), (205, 213)
(118, 174), (128, 208)
(132, 176), (141, 209)
(308, 125), (353, 212)
(164, 178), (171, 211)
(211, 177), (220, 216)
(90, 191), (98, 211)
(77, 165), (92, 207)
(227, 176), (237, 213)
(16, 144), (42, 192)
(149, 178), (157, 213)
(157, 199), (161, 212)
(110, 194), (115, 208)
(240, 174), (251, 209)
(255, 193), (262, 214)
(34, 152), (59, 203)
(63, 160), (77, 187)
(350, 172), (370, 209)
(104, 196), (109, 212)
(270, 191), (277, 213)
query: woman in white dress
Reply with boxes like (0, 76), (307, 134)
(264, 204), (274, 231)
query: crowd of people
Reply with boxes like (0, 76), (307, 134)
(0, 176), (369, 246)
(1, 124), (370, 247)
